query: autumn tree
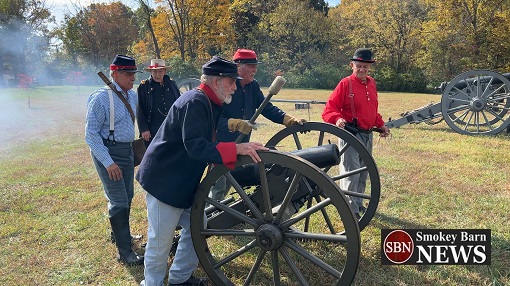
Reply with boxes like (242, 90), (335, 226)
(150, 0), (235, 61)
(331, 0), (426, 73)
(257, 0), (338, 88)
(18, 0), (510, 90)
(60, 2), (138, 69)
(329, 0), (429, 91)
(266, 0), (332, 70)
(230, 0), (278, 50)
(486, 5), (510, 71)
(136, 0), (161, 58)
(418, 0), (510, 82)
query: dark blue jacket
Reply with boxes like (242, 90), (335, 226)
(136, 75), (180, 141)
(216, 79), (286, 143)
(136, 87), (236, 208)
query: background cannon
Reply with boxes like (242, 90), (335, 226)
(176, 77), (200, 94)
(385, 70), (510, 135)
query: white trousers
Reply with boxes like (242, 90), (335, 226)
(142, 192), (203, 285)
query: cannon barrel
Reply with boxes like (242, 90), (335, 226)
(230, 144), (340, 187)
(437, 72), (510, 92)
(207, 145), (341, 230)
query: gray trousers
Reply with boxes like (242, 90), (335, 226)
(92, 141), (134, 217)
(339, 132), (373, 213)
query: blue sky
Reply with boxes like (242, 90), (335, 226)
(48, 0), (341, 24)
(48, 0), (341, 8)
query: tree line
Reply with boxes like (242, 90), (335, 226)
(2, 0), (510, 92)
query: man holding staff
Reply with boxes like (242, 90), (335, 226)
(209, 48), (306, 202)
(85, 54), (144, 266)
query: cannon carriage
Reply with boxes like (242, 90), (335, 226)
(385, 70), (510, 135)
(186, 122), (380, 285)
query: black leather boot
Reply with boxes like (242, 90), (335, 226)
(109, 208), (144, 266)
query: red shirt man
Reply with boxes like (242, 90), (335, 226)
(323, 73), (384, 131)
(322, 49), (389, 134)
(322, 48), (389, 218)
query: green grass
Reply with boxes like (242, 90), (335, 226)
(1, 86), (509, 285)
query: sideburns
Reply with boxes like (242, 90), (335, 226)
(218, 84), (225, 102)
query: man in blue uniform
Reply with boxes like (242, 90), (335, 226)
(137, 59), (181, 147)
(209, 48), (305, 202)
(137, 56), (269, 286)
(85, 54), (144, 265)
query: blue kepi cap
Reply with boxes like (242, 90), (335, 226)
(110, 54), (140, 72)
(202, 56), (242, 80)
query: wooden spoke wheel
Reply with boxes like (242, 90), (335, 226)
(441, 70), (510, 135)
(265, 122), (381, 232)
(191, 151), (361, 286)
(177, 78), (200, 94)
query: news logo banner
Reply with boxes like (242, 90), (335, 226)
(381, 229), (491, 265)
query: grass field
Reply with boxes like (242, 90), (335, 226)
(0, 86), (509, 285)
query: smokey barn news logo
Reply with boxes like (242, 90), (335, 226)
(381, 229), (491, 265)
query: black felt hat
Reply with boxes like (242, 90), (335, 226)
(350, 48), (376, 63)
(110, 54), (140, 72)
(202, 56), (242, 80)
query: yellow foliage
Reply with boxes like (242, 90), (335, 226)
(147, 0), (235, 61)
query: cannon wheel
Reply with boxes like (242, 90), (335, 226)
(441, 70), (510, 135)
(265, 121), (380, 232)
(191, 151), (361, 286)
(177, 78), (200, 94)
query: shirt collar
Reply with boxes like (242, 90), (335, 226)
(350, 73), (371, 84)
(198, 83), (222, 106)
(111, 80), (126, 95)
(150, 78), (164, 88)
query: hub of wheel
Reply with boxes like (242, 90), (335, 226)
(470, 98), (486, 111)
(256, 224), (284, 251)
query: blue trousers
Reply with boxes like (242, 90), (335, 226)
(92, 141), (134, 217)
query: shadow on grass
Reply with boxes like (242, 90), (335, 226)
(394, 123), (510, 136)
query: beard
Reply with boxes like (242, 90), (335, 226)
(219, 85), (233, 104)
(223, 94), (232, 104)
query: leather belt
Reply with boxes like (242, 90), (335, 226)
(356, 128), (372, 134)
(102, 138), (132, 146)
